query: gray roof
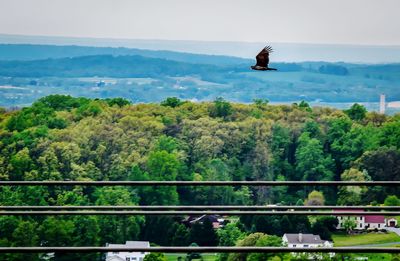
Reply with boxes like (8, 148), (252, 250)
(284, 234), (326, 244)
(107, 241), (150, 248)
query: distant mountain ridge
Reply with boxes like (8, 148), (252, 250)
(0, 44), (250, 65)
(0, 54), (222, 78)
(1, 34), (400, 63)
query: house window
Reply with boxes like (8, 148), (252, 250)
(293, 245), (296, 247)
(126, 258), (130, 261)
(304, 245), (309, 247)
(378, 224), (380, 228)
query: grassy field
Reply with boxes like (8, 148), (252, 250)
(165, 253), (218, 261)
(332, 232), (400, 247)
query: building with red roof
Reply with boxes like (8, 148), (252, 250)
(334, 210), (397, 230)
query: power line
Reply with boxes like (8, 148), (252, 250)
(0, 205), (399, 210)
(0, 246), (398, 253)
(1, 210), (399, 216)
(0, 181), (398, 186)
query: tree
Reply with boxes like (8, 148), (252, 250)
(312, 217), (338, 240)
(302, 121), (321, 139)
(298, 100), (312, 112)
(76, 100), (102, 117)
(227, 233), (284, 261)
(295, 133), (334, 181)
(305, 190), (325, 206)
(39, 217), (75, 247)
(253, 98), (269, 108)
(9, 148), (33, 180)
(342, 218), (357, 234)
(161, 97), (184, 108)
(218, 223), (245, 247)
(10, 221), (40, 261)
(71, 216), (100, 261)
(37, 94), (87, 111)
(12, 221), (39, 247)
(144, 253), (168, 261)
(217, 223), (245, 261)
(357, 147), (400, 181)
(270, 124), (293, 180)
(210, 97), (233, 119)
(142, 216), (175, 246)
(171, 223), (190, 246)
(95, 187), (141, 244)
(357, 147), (400, 203)
(384, 195), (400, 206)
(330, 124), (380, 171)
(380, 121), (400, 149)
(189, 219), (218, 246)
(344, 103), (367, 121)
(338, 168), (369, 205)
(105, 97), (131, 107)
(154, 135), (179, 153)
(247, 235), (285, 261)
(144, 150), (180, 205)
(191, 159), (236, 205)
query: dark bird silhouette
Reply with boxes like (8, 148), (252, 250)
(251, 45), (277, 71)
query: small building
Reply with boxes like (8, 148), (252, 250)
(183, 215), (225, 229)
(283, 233), (334, 259)
(282, 233), (333, 248)
(334, 210), (395, 230)
(105, 241), (150, 261)
(387, 218), (398, 227)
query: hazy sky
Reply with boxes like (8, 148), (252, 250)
(1, 0), (399, 45)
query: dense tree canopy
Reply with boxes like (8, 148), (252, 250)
(0, 95), (399, 260)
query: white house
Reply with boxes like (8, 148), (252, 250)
(334, 210), (397, 230)
(283, 233), (334, 259)
(282, 233), (333, 248)
(105, 241), (150, 261)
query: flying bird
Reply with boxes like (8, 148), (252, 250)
(251, 46), (277, 71)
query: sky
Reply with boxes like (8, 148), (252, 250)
(0, 0), (399, 46)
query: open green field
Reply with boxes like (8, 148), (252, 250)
(332, 232), (400, 247)
(165, 253), (218, 261)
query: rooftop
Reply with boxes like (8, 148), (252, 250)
(284, 233), (327, 245)
(106, 241), (150, 248)
(365, 215), (385, 223)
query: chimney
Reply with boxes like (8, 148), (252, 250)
(380, 94), (386, 114)
(298, 233), (303, 243)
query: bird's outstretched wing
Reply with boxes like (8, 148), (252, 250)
(255, 46), (273, 67)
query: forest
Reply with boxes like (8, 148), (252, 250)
(0, 95), (400, 260)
